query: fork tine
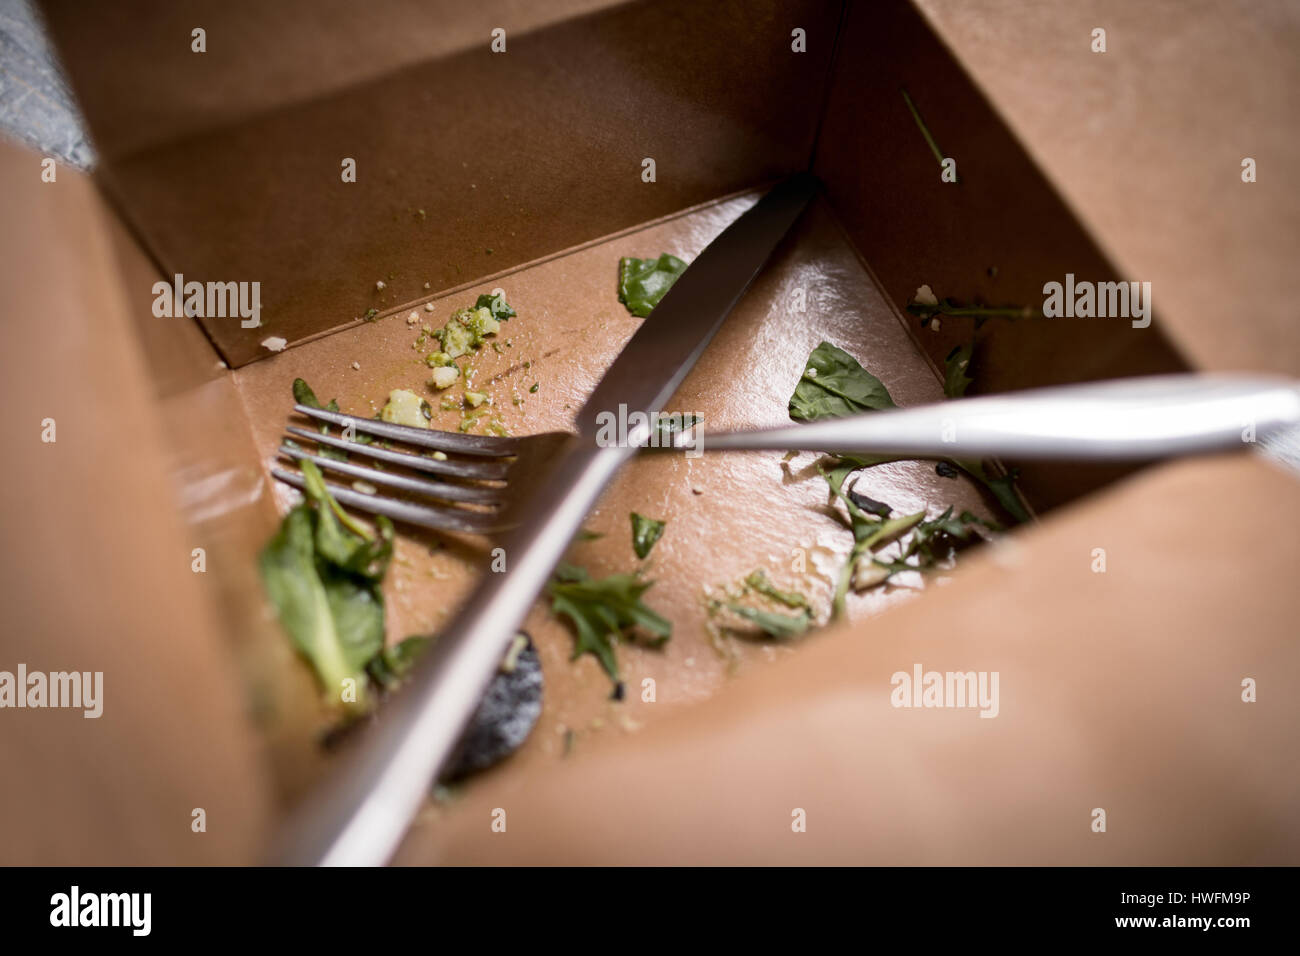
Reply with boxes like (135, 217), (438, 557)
(271, 468), (504, 535)
(294, 404), (520, 457)
(285, 426), (510, 481)
(278, 446), (505, 506)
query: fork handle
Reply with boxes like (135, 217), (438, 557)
(698, 374), (1300, 460)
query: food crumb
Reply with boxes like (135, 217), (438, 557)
(375, 280), (386, 291)
(406, 311), (420, 325)
(423, 281), (431, 290)
(351, 361), (361, 371)
(692, 484), (704, 495)
(424, 302), (435, 312)
(260, 336), (287, 352)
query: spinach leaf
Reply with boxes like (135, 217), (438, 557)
(943, 342), (974, 398)
(788, 342), (895, 422)
(786, 341), (1028, 535)
(630, 512), (666, 559)
(548, 568), (671, 683)
(618, 253), (688, 317)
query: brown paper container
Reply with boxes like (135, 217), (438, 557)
(2, 0), (1295, 863)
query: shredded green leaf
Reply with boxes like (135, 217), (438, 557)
(943, 342), (974, 398)
(787, 342), (1028, 530)
(547, 566), (671, 683)
(630, 512), (666, 559)
(726, 604), (812, 639)
(744, 569), (808, 609)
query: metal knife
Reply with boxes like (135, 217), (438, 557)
(271, 172), (818, 865)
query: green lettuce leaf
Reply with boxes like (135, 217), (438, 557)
(259, 460), (393, 712)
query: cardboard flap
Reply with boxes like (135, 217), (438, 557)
(909, 0), (1300, 375)
(38, 0), (840, 367)
(399, 454), (1300, 865)
(0, 138), (271, 862)
(38, 0), (633, 159)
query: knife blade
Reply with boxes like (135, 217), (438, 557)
(271, 172), (818, 866)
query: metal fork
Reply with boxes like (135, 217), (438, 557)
(273, 405), (571, 534)
(273, 373), (1300, 533)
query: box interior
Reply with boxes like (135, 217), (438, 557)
(10, 0), (1293, 862)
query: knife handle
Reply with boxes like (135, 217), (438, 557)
(699, 374), (1300, 461)
(269, 442), (630, 866)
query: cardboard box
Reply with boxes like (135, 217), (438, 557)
(2, 0), (1296, 863)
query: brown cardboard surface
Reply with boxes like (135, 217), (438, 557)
(233, 190), (1001, 806)
(399, 453), (1300, 865)
(41, 0), (841, 368)
(0, 138), (272, 863)
(813, 0), (1191, 513)
(38, 0), (630, 159)
(6, 0), (1296, 865)
(96, 203), (344, 807)
(910, 0), (1300, 376)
